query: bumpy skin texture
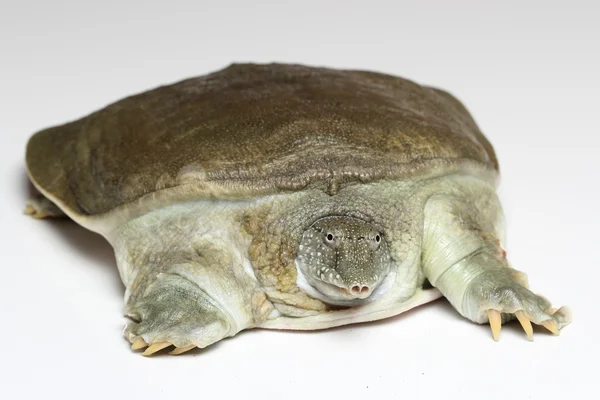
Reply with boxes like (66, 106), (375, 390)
(111, 201), (271, 351)
(109, 175), (569, 352)
(26, 63), (497, 218)
(110, 179), (435, 349)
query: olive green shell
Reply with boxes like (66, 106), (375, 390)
(26, 63), (498, 217)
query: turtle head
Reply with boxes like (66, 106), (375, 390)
(296, 216), (392, 304)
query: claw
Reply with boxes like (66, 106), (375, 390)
(542, 320), (559, 335)
(515, 311), (534, 341)
(142, 342), (172, 356)
(131, 337), (148, 350)
(169, 345), (196, 355)
(487, 309), (502, 341)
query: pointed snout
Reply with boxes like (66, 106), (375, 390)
(339, 284), (373, 299)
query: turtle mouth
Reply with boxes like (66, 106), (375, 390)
(294, 260), (395, 306)
(312, 276), (379, 300)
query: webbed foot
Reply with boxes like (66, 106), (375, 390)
(125, 273), (233, 356)
(466, 270), (572, 341)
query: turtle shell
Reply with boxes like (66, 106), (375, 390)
(26, 63), (498, 224)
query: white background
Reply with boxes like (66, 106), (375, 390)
(1, 1), (598, 399)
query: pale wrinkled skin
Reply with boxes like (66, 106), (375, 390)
(101, 175), (570, 350)
(111, 178), (431, 347)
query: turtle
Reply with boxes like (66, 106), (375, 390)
(25, 63), (571, 356)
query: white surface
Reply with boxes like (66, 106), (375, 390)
(1, 1), (598, 399)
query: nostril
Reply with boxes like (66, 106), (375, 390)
(350, 285), (370, 295)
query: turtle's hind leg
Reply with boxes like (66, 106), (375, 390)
(24, 195), (66, 219)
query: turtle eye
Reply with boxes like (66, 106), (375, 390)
(325, 233), (335, 243)
(371, 233), (382, 250)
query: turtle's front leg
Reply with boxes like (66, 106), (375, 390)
(107, 202), (273, 356)
(125, 272), (234, 355)
(434, 251), (571, 340)
(113, 231), (269, 355)
(422, 191), (571, 341)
